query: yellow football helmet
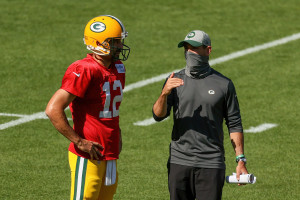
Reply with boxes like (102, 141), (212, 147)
(83, 15), (130, 61)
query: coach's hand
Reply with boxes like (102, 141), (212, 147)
(236, 162), (248, 186)
(77, 139), (104, 160)
(152, 72), (184, 118)
(162, 72), (184, 96)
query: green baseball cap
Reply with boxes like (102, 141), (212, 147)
(178, 30), (211, 48)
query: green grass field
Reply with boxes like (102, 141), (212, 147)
(0, 0), (299, 199)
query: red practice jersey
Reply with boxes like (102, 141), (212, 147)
(61, 54), (126, 160)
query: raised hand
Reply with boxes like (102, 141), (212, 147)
(162, 72), (184, 96)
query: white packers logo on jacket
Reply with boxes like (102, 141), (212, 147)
(208, 90), (215, 94)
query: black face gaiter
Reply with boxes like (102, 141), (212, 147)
(185, 51), (211, 79)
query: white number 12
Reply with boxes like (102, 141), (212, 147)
(99, 80), (123, 118)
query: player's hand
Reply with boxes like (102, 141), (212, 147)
(236, 161), (248, 186)
(162, 73), (184, 96)
(77, 139), (104, 160)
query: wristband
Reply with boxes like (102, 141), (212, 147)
(236, 154), (245, 163)
(236, 157), (247, 164)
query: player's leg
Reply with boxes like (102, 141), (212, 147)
(69, 151), (107, 200)
(98, 172), (118, 200)
(69, 151), (88, 200)
(194, 168), (225, 200)
(97, 160), (118, 200)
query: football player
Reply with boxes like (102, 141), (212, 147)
(46, 15), (130, 200)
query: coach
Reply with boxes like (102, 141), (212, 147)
(152, 30), (248, 200)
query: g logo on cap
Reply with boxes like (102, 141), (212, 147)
(187, 31), (195, 38)
(90, 22), (106, 33)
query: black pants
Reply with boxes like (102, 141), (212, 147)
(168, 163), (225, 200)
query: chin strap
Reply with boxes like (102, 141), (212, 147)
(86, 45), (110, 56)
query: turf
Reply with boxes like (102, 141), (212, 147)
(0, 0), (299, 199)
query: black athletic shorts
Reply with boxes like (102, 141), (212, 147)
(168, 163), (225, 200)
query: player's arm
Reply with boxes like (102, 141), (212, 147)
(45, 89), (103, 160)
(153, 72), (184, 117)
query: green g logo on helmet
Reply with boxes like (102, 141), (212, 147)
(90, 22), (106, 33)
(187, 31), (195, 38)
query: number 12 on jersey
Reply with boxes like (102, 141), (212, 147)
(99, 80), (123, 118)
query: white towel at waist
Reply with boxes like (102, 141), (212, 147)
(105, 160), (117, 186)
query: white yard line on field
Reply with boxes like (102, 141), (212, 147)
(0, 113), (30, 118)
(0, 111), (71, 131)
(1, 32), (300, 130)
(0, 112), (47, 130)
(133, 117), (169, 126)
(244, 123), (278, 133)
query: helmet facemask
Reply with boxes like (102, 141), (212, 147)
(86, 37), (130, 61)
(106, 38), (130, 61)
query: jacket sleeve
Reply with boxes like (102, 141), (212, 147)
(224, 81), (243, 133)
